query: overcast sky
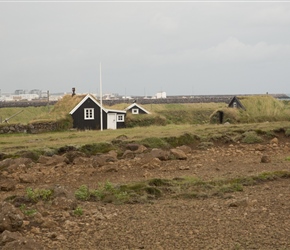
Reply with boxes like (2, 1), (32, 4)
(1, 1), (290, 96)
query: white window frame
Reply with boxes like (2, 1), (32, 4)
(84, 108), (94, 120)
(132, 108), (139, 114)
(117, 114), (125, 122)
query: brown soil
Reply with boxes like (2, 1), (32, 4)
(1, 138), (290, 250)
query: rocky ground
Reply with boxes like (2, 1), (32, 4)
(1, 136), (290, 250)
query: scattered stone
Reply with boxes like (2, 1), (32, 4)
(270, 137), (279, 145)
(0, 230), (22, 247)
(227, 197), (249, 207)
(30, 226), (41, 234)
(142, 158), (161, 169)
(123, 144), (147, 158)
(39, 155), (69, 166)
(176, 145), (192, 154)
(64, 151), (86, 163)
(0, 179), (16, 191)
(1, 158), (33, 173)
(194, 164), (203, 168)
(53, 184), (73, 199)
(122, 150), (135, 159)
(103, 166), (118, 173)
(51, 197), (78, 211)
(42, 218), (58, 229)
(0, 202), (23, 233)
(126, 143), (140, 151)
(115, 135), (128, 141)
(37, 155), (51, 164)
(18, 174), (37, 184)
(261, 155), (271, 163)
(150, 149), (170, 161)
(170, 149), (187, 160)
(1, 237), (44, 250)
(179, 166), (190, 170)
(56, 234), (66, 241)
(92, 151), (118, 167)
(91, 209), (106, 220)
(92, 155), (106, 167)
(135, 145), (147, 154)
(72, 156), (91, 165)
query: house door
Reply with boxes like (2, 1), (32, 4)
(218, 111), (224, 124)
(107, 113), (117, 129)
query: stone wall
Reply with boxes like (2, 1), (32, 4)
(0, 121), (60, 134)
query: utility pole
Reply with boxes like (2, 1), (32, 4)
(100, 63), (103, 131)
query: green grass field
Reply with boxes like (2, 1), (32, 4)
(1, 121), (290, 154)
(1, 95), (290, 155)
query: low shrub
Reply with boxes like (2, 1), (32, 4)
(241, 131), (263, 144)
(73, 206), (83, 216)
(139, 137), (170, 149)
(26, 187), (53, 202)
(75, 182), (130, 204)
(75, 185), (91, 201)
(125, 114), (167, 128)
(20, 204), (37, 216)
(79, 142), (115, 155)
(164, 133), (200, 147)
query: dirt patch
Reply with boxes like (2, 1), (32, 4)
(1, 137), (290, 249)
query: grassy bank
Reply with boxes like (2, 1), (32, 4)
(1, 95), (290, 127)
(1, 121), (290, 155)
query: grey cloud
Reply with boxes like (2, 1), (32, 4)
(0, 2), (289, 96)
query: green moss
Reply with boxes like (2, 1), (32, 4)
(164, 133), (199, 147)
(241, 131), (263, 144)
(139, 137), (170, 149)
(79, 142), (115, 155)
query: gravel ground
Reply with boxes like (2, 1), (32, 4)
(1, 138), (290, 249)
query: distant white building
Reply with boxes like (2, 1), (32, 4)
(155, 92), (166, 99)
(4, 94), (39, 101)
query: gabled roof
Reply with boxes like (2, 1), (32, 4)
(69, 94), (126, 115)
(125, 103), (151, 114)
(228, 96), (246, 111)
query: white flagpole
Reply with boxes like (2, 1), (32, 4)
(100, 62), (103, 131)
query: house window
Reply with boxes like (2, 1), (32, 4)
(233, 102), (237, 108)
(132, 108), (139, 114)
(117, 114), (124, 122)
(84, 108), (94, 120)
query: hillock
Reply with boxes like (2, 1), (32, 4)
(210, 95), (290, 124)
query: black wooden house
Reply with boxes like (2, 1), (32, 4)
(69, 94), (126, 130)
(125, 103), (150, 115)
(228, 96), (246, 110)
